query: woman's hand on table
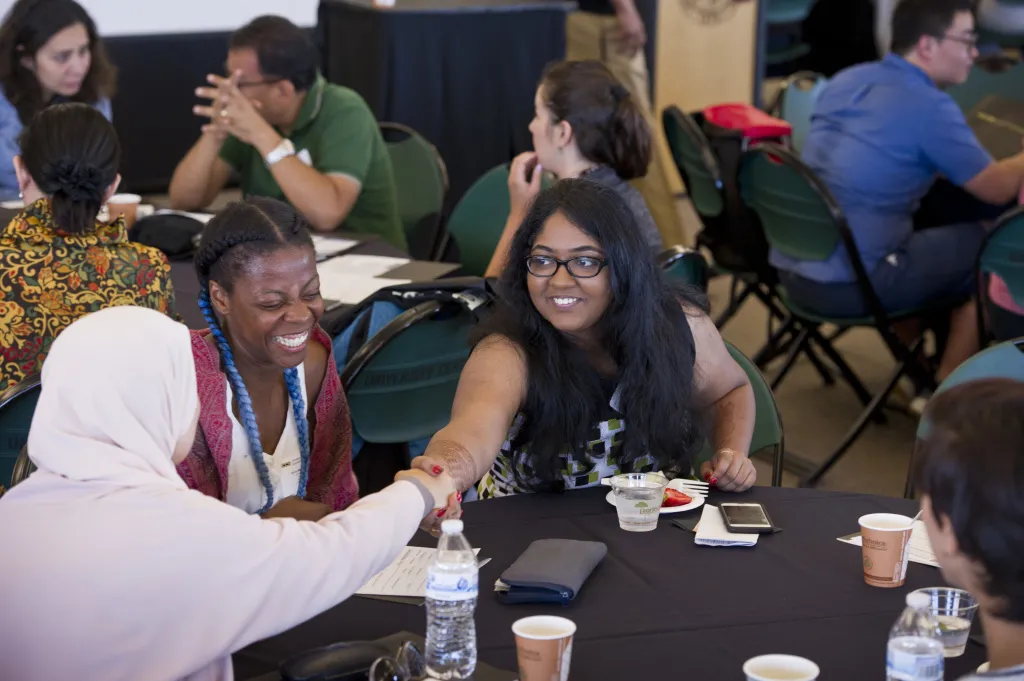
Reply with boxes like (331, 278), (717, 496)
(508, 151), (542, 220)
(260, 496), (334, 521)
(700, 448), (756, 492)
(395, 468), (462, 536)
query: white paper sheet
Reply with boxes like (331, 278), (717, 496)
(310, 235), (358, 260)
(694, 505), (758, 547)
(324, 253), (411, 276)
(837, 520), (939, 568)
(316, 267), (410, 305)
(357, 547), (482, 598)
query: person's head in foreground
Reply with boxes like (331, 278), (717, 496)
(490, 179), (708, 485)
(0, 305), (457, 681)
(530, 59), (651, 181)
(890, 0), (977, 87)
(193, 197), (324, 513)
(914, 378), (1024, 673)
(14, 101), (120, 232)
(0, 0), (114, 122)
(226, 15), (318, 128)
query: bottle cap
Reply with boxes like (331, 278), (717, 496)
(906, 592), (930, 609)
(441, 519), (464, 534)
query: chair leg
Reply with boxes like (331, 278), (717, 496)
(714, 279), (752, 329)
(752, 316), (797, 367)
(808, 329), (886, 425)
(770, 327), (811, 391)
(801, 343), (836, 386)
(801, 358), (910, 487)
(903, 450), (916, 500)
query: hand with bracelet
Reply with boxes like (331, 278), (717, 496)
(700, 447), (756, 492)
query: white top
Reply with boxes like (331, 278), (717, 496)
(225, 365), (308, 514)
(0, 306), (429, 681)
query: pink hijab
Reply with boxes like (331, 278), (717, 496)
(0, 307), (429, 681)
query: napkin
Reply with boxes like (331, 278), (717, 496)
(694, 505), (758, 547)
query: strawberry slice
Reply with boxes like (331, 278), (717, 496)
(662, 488), (693, 508)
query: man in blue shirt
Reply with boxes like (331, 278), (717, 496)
(775, 0), (1024, 385)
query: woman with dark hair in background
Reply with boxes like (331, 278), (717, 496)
(485, 59), (663, 277)
(0, 0), (116, 199)
(0, 102), (174, 390)
(179, 197), (459, 526)
(414, 180), (755, 499)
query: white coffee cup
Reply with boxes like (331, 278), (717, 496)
(106, 193), (142, 229)
(743, 654), (820, 681)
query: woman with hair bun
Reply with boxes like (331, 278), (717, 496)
(0, 102), (174, 390)
(486, 59), (663, 277)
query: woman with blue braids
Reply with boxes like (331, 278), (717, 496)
(177, 197), (358, 519)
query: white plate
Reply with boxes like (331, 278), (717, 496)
(605, 478), (705, 514)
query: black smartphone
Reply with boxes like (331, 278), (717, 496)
(719, 502), (776, 534)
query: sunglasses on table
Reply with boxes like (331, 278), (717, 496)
(525, 255), (608, 278)
(368, 640), (426, 681)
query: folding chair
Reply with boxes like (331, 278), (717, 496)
(909, 339), (1024, 498)
(657, 246), (709, 291)
(0, 374), (41, 490)
(739, 142), (964, 487)
(725, 341), (785, 487)
(662, 106), (833, 381)
(380, 122), (449, 261)
(436, 164), (513, 276)
(764, 0), (818, 66)
(976, 206), (1024, 344)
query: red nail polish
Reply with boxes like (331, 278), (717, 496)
(432, 466), (443, 475)
(457, 492), (463, 502)
(710, 477), (719, 486)
(436, 508), (446, 517)
(704, 472), (712, 481)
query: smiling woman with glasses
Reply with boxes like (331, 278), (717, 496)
(403, 179), (757, 500)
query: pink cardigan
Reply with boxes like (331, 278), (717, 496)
(177, 327), (358, 512)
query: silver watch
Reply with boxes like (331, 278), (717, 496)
(265, 138), (296, 166)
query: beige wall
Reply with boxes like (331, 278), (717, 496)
(651, 0), (761, 192)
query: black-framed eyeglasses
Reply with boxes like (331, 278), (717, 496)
(237, 77), (285, 89)
(938, 33), (978, 48)
(368, 641), (425, 681)
(525, 254), (608, 279)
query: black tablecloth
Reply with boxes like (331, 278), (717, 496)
(318, 0), (574, 210)
(233, 486), (986, 681)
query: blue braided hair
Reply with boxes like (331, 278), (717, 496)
(194, 197), (317, 513)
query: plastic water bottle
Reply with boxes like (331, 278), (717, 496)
(886, 592), (945, 681)
(425, 519), (478, 679)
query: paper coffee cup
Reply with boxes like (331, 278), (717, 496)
(743, 654), (820, 681)
(107, 193), (142, 230)
(858, 513), (913, 588)
(512, 615), (576, 681)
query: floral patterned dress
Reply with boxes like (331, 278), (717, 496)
(0, 199), (176, 389)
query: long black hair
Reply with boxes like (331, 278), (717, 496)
(476, 179), (708, 488)
(20, 102), (119, 234)
(193, 197), (314, 514)
(0, 0), (117, 125)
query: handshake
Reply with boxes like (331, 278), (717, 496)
(395, 467), (463, 536)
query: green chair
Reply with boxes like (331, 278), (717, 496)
(10, 445), (33, 489)
(909, 339), (1024, 498)
(0, 374), (41, 492)
(380, 123), (449, 261)
(662, 106), (834, 383)
(765, 0), (818, 66)
(739, 142), (963, 487)
(976, 206), (1024, 343)
(729, 341), (785, 487)
(340, 300), (478, 443)
(441, 164), (513, 277)
(772, 71), (827, 153)
(657, 246), (709, 291)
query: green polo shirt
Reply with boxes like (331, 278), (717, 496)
(220, 74), (407, 250)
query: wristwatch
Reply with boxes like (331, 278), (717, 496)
(265, 138), (296, 166)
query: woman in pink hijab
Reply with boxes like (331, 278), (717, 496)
(0, 306), (457, 681)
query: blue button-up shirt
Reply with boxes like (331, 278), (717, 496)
(0, 87), (112, 201)
(771, 54), (993, 283)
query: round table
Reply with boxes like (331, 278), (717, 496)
(232, 486), (986, 680)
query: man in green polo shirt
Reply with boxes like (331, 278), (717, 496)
(169, 15), (406, 250)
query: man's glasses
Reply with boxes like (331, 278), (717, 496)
(525, 255), (608, 279)
(368, 641), (425, 681)
(939, 33), (978, 48)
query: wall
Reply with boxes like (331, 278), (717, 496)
(0, 0), (317, 34)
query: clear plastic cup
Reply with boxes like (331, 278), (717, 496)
(911, 587), (979, 657)
(610, 472), (668, 532)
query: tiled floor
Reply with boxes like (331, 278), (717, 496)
(677, 201), (919, 498)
